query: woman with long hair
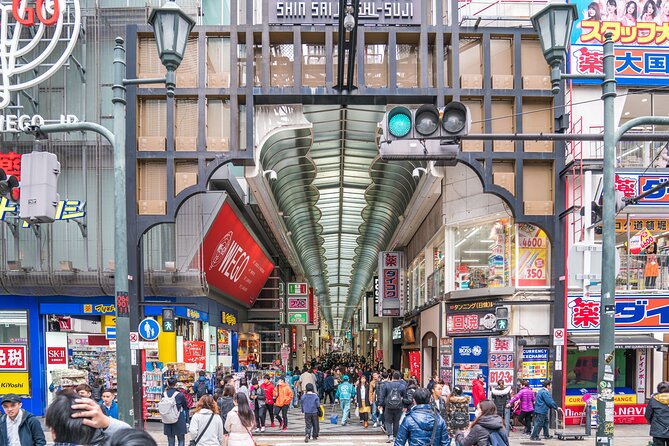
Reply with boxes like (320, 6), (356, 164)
(604, 0), (619, 20)
(587, 2), (602, 20)
(455, 400), (509, 446)
(218, 384), (236, 434)
(224, 393), (256, 446)
(642, 0), (659, 20)
(355, 375), (371, 428)
(621, 0), (638, 25)
(188, 395), (224, 446)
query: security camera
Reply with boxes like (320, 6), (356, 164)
(344, 8), (355, 32)
(412, 168), (420, 179)
(268, 170), (277, 182)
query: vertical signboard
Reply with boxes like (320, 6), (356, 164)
(287, 282), (309, 325)
(516, 224), (549, 287)
(374, 276), (380, 317)
(378, 252), (405, 317)
(521, 348), (549, 389)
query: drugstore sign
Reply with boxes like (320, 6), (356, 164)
(568, 294), (669, 332)
(202, 201), (274, 307)
(614, 172), (669, 205)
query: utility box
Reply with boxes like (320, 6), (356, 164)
(19, 152), (61, 224)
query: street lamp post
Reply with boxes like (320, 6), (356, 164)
(531, 5), (669, 445)
(33, 0), (194, 428)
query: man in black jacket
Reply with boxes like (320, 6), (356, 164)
(646, 381), (669, 446)
(379, 372), (406, 443)
(0, 394), (46, 446)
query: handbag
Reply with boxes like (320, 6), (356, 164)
(317, 405), (324, 418)
(189, 414), (214, 446)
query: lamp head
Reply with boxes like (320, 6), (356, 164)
(530, 3), (578, 67)
(148, 0), (196, 72)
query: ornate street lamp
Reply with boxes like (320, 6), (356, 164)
(530, 3), (578, 93)
(148, 0), (196, 94)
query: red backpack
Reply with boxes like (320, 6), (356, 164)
(179, 388), (194, 409)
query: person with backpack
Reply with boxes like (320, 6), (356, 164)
(403, 379), (419, 412)
(301, 383), (321, 442)
(188, 395), (224, 446)
(379, 371), (407, 443)
(335, 375), (356, 426)
(446, 386), (470, 439)
(323, 372), (336, 405)
(645, 381), (669, 446)
(455, 400), (509, 446)
(393, 388), (449, 446)
(160, 377), (189, 446)
(507, 380), (535, 436)
(218, 385), (236, 434)
(530, 380), (557, 441)
(194, 371), (212, 400)
(249, 378), (267, 433)
(176, 383), (195, 411)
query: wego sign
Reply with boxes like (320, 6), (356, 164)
(202, 201), (274, 307)
(0, 0), (81, 109)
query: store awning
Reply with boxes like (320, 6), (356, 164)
(569, 335), (665, 349)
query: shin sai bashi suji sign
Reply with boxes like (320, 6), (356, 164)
(570, 0), (669, 85)
(202, 201), (274, 307)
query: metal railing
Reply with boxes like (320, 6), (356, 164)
(617, 254), (669, 291)
(458, 0), (547, 26)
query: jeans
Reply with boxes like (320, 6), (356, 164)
(324, 390), (336, 404)
(275, 405), (289, 427)
(256, 405), (267, 427)
(340, 399), (351, 424)
(371, 402), (378, 423)
(531, 412), (550, 439)
(305, 413), (320, 438)
(519, 410), (533, 434)
(266, 404), (275, 423)
(166, 435), (184, 446)
(292, 389), (299, 408)
(384, 408), (403, 438)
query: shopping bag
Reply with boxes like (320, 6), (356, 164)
(319, 405), (325, 421)
(330, 414), (338, 424)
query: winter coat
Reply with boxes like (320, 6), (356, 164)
(163, 388), (189, 436)
(101, 401), (119, 419)
(0, 410), (46, 446)
(356, 383), (371, 411)
(274, 382), (293, 407)
(509, 386), (535, 413)
(490, 386), (512, 416)
(188, 409), (225, 446)
(260, 381), (275, 405)
(251, 385), (266, 408)
(472, 380), (486, 407)
(300, 371), (317, 393)
(336, 381), (356, 401)
(224, 407), (255, 446)
(534, 387), (557, 415)
(646, 392), (669, 438)
(455, 415), (509, 446)
(218, 396), (235, 432)
(393, 404), (450, 446)
(324, 375), (335, 392)
(301, 392), (321, 414)
(432, 395), (448, 422)
(194, 377), (212, 397)
(370, 379), (378, 402)
(379, 380), (406, 408)
(446, 395), (470, 436)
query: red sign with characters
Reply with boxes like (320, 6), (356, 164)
(183, 340), (206, 370)
(0, 344), (27, 370)
(202, 201), (274, 307)
(0, 152), (21, 181)
(47, 347), (67, 365)
(565, 404), (646, 425)
(409, 351), (421, 383)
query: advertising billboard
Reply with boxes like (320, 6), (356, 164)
(570, 0), (669, 85)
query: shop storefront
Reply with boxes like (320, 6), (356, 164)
(401, 317), (420, 379)
(420, 303), (440, 385)
(565, 293), (667, 424)
(237, 323), (260, 371)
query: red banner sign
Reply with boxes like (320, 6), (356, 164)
(0, 345), (27, 370)
(308, 287), (315, 324)
(409, 351), (421, 383)
(47, 347), (67, 365)
(183, 340), (206, 370)
(202, 201), (274, 307)
(565, 404), (646, 425)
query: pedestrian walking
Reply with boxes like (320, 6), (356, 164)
(336, 375), (356, 426)
(218, 385), (235, 434)
(530, 380), (557, 441)
(379, 371), (407, 443)
(455, 400), (509, 446)
(237, 379), (250, 403)
(194, 371), (212, 400)
(301, 383), (321, 442)
(0, 394), (46, 446)
(323, 372), (336, 405)
(260, 375), (276, 427)
(370, 372), (380, 427)
(472, 375), (486, 408)
(273, 376), (293, 431)
(300, 367), (317, 396)
(224, 394), (256, 446)
(160, 377), (190, 446)
(507, 380), (534, 435)
(188, 395), (224, 446)
(393, 388), (449, 446)
(356, 375), (372, 428)
(250, 378), (267, 432)
(490, 380), (512, 429)
(446, 386), (470, 440)
(376, 373), (388, 430)
(646, 381), (669, 446)
(431, 383), (448, 423)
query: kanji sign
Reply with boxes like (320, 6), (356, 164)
(0, 345), (26, 370)
(378, 251), (405, 317)
(490, 336), (514, 353)
(616, 218), (669, 233)
(568, 294), (669, 332)
(447, 307), (502, 336)
(570, 0), (669, 85)
(613, 173), (669, 206)
(489, 353), (514, 369)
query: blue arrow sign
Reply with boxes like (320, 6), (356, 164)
(139, 318), (160, 341)
(105, 327), (117, 340)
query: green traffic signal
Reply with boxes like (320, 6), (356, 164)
(387, 107), (412, 138)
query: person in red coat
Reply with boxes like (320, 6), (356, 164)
(472, 374), (487, 407)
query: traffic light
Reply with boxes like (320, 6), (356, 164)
(19, 152), (60, 224)
(0, 169), (19, 202)
(496, 306), (509, 332)
(380, 102), (470, 162)
(162, 308), (175, 332)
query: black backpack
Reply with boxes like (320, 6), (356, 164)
(403, 387), (416, 406)
(451, 410), (469, 430)
(196, 380), (209, 398)
(386, 386), (403, 410)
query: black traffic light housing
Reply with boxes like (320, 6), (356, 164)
(0, 169), (19, 202)
(162, 307), (175, 332)
(496, 306), (509, 332)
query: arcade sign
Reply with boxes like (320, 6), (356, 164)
(270, 0), (420, 25)
(0, 0), (81, 109)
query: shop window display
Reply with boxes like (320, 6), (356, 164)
(455, 220), (511, 289)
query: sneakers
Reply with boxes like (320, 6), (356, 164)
(271, 423), (276, 428)
(283, 427), (288, 431)
(381, 425), (387, 434)
(544, 436), (554, 440)
(260, 427), (266, 433)
(386, 436), (394, 443)
(373, 422), (378, 428)
(253, 428), (260, 433)
(305, 435), (309, 443)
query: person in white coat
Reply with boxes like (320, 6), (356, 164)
(189, 395), (225, 446)
(224, 393), (256, 446)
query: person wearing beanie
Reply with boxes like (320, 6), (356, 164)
(335, 375), (356, 426)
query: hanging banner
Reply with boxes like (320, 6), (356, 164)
(409, 351), (421, 381)
(374, 276), (380, 317)
(516, 224), (549, 287)
(568, 293), (669, 331)
(378, 251), (405, 317)
(183, 340), (206, 370)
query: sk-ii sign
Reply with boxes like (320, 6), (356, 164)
(568, 294), (669, 332)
